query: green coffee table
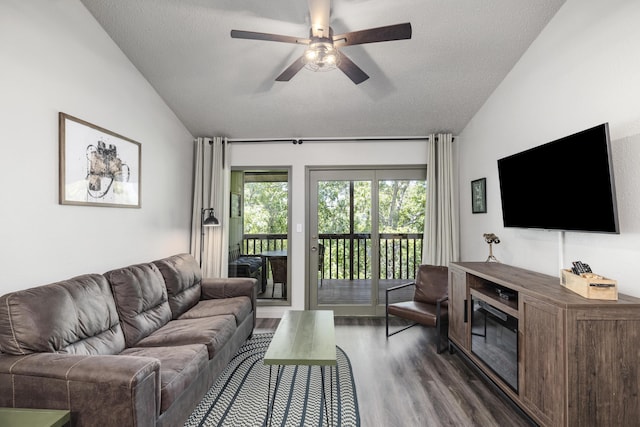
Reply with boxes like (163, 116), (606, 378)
(0, 408), (70, 427)
(264, 310), (336, 425)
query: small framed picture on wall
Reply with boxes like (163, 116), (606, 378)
(230, 193), (241, 217)
(471, 178), (487, 214)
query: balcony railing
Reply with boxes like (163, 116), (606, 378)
(242, 234), (288, 253)
(242, 232), (423, 281)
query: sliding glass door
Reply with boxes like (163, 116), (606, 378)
(231, 168), (291, 306)
(308, 168), (426, 316)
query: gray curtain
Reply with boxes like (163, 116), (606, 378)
(190, 136), (230, 277)
(423, 133), (459, 266)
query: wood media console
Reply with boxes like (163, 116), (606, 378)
(448, 262), (640, 427)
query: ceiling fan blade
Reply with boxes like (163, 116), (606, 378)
(334, 23), (412, 47)
(308, 0), (331, 37)
(337, 53), (369, 84)
(230, 30), (309, 45)
(275, 56), (306, 82)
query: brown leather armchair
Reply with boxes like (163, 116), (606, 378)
(385, 264), (449, 353)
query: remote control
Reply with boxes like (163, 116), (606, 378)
(571, 261), (592, 275)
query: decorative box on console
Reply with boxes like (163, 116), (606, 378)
(560, 269), (618, 300)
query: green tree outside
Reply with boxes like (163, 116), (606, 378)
(244, 181), (288, 236)
(244, 179), (426, 279)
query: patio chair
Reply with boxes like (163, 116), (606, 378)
(385, 264), (449, 353)
(269, 256), (287, 299)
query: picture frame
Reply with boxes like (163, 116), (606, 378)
(230, 192), (241, 217)
(59, 113), (141, 208)
(471, 178), (487, 214)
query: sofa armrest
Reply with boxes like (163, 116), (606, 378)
(0, 353), (160, 427)
(201, 277), (258, 324)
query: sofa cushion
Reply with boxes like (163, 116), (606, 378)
(153, 253), (202, 319)
(120, 343), (208, 413)
(387, 300), (448, 326)
(105, 262), (172, 347)
(134, 315), (237, 359)
(178, 296), (252, 326)
(229, 256), (263, 274)
(0, 274), (125, 356)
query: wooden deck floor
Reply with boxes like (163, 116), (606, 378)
(259, 279), (415, 304)
(255, 317), (534, 427)
(318, 279), (414, 304)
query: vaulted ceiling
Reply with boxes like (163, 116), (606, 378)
(80, 0), (566, 139)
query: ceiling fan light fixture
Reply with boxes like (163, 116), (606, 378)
(230, 3), (412, 84)
(302, 41), (340, 72)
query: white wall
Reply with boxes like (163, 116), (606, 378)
(230, 140), (428, 317)
(0, 1), (194, 293)
(457, 0), (640, 296)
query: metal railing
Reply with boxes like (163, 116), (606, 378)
(242, 234), (288, 253)
(242, 233), (423, 280)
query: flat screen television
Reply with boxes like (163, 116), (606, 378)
(497, 123), (619, 233)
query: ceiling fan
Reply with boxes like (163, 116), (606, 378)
(230, 0), (412, 84)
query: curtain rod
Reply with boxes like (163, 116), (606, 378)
(224, 135), (453, 144)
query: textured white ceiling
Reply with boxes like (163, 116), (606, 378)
(80, 0), (565, 139)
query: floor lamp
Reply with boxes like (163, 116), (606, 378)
(201, 208), (220, 268)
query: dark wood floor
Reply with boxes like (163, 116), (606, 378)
(255, 317), (535, 427)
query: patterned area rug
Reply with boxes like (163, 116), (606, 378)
(184, 333), (360, 427)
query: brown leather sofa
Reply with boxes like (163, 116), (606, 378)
(0, 253), (257, 427)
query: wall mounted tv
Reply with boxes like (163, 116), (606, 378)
(497, 123), (619, 233)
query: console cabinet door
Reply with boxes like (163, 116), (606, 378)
(448, 267), (468, 350)
(566, 308), (640, 426)
(520, 295), (565, 427)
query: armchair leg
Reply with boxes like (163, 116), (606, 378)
(385, 290), (390, 338)
(435, 300), (449, 354)
(386, 290), (419, 338)
(387, 321), (419, 338)
(385, 282), (419, 339)
(385, 313), (389, 338)
(385, 307), (390, 338)
(436, 319), (448, 354)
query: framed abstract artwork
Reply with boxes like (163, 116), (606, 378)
(471, 178), (487, 214)
(59, 113), (141, 208)
(230, 193), (241, 217)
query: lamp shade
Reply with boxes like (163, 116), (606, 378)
(202, 209), (220, 226)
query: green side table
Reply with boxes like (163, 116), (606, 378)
(263, 310), (337, 425)
(0, 408), (70, 427)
